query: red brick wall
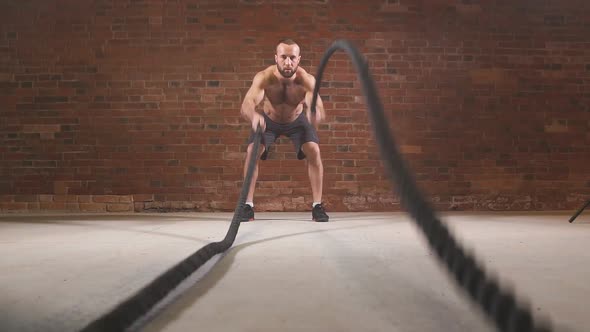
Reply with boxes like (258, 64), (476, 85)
(1, 0), (589, 212)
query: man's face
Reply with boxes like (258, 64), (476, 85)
(275, 43), (301, 78)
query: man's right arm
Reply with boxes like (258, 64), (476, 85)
(241, 72), (266, 131)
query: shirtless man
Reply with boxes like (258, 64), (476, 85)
(239, 39), (329, 222)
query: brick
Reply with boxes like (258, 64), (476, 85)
(134, 202), (145, 212)
(107, 203), (132, 212)
(38, 195), (54, 202)
(40, 202), (67, 210)
(22, 124), (61, 133)
(77, 195), (92, 203)
(118, 195), (133, 202)
(53, 182), (68, 195)
(79, 203), (106, 212)
(470, 69), (505, 84)
(14, 195), (38, 202)
(40, 133), (55, 140)
(133, 195), (154, 202)
(27, 202), (40, 210)
(400, 145), (422, 154)
(93, 195), (120, 203)
(1, 202), (28, 210)
(169, 201), (196, 210)
(544, 120), (568, 133)
(0, 195), (15, 202)
(66, 203), (80, 211)
(53, 195), (69, 202)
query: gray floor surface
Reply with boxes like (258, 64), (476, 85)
(0, 212), (588, 332)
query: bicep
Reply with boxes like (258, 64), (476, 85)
(305, 91), (324, 113)
(244, 74), (265, 106)
(305, 75), (324, 111)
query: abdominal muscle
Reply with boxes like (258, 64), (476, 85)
(262, 99), (304, 124)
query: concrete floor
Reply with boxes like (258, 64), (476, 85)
(0, 212), (588, 332)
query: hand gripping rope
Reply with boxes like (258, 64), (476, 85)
(310, 39), (553, 332)
(79, 39), (554, 332)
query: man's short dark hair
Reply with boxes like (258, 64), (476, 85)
(276, 38), (299, 52)
(278, 38), (298, 46)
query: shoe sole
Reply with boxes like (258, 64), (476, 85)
(313, 217), (329, 222)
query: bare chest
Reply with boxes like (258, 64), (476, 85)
(264, 83), (306, 107)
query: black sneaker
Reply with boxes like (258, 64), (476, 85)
(239, 204), (254, 222)
(312, 203), (329, 222)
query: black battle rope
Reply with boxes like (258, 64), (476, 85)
(310, 39), (553, 332)
(78, 126), (262, 332)
(569, 199), (590, 223)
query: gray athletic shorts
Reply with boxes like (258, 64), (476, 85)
(247, 112), (319, 160)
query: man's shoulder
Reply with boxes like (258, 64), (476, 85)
(256, 66), (276, 77)
(296, 66), (312, 78)
(295, 67), (316, 89)
(253, 66), (276, 83)
(248, 67), (273, 90)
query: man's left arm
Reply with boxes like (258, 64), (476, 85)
(304, 74), (326, 127)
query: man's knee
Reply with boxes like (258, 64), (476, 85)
(247, 143), (266, 158)
(302, 142), (321, 163)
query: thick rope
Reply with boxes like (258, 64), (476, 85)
(310, 39), (552, 332)
(569, 199), (590, 223)
(78, 126), (262, 332)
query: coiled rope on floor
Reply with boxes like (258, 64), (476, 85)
(310, 39), (552, 332)
(78, 126), (262, 332)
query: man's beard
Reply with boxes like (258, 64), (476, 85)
(277, 64), (296, 78)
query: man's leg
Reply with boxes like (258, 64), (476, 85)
(301, 142), (329, 222)
(289, 112), (329, 221)
(243, 142), (265, 203)
(239, 142), (265, 222)
(301, 142), (323, 203)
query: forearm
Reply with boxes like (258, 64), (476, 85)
(240, 99), (257, 121)
(306, 92), (324, 116)
(310, 96), (325, 119)
(316, 104), (325, 117)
